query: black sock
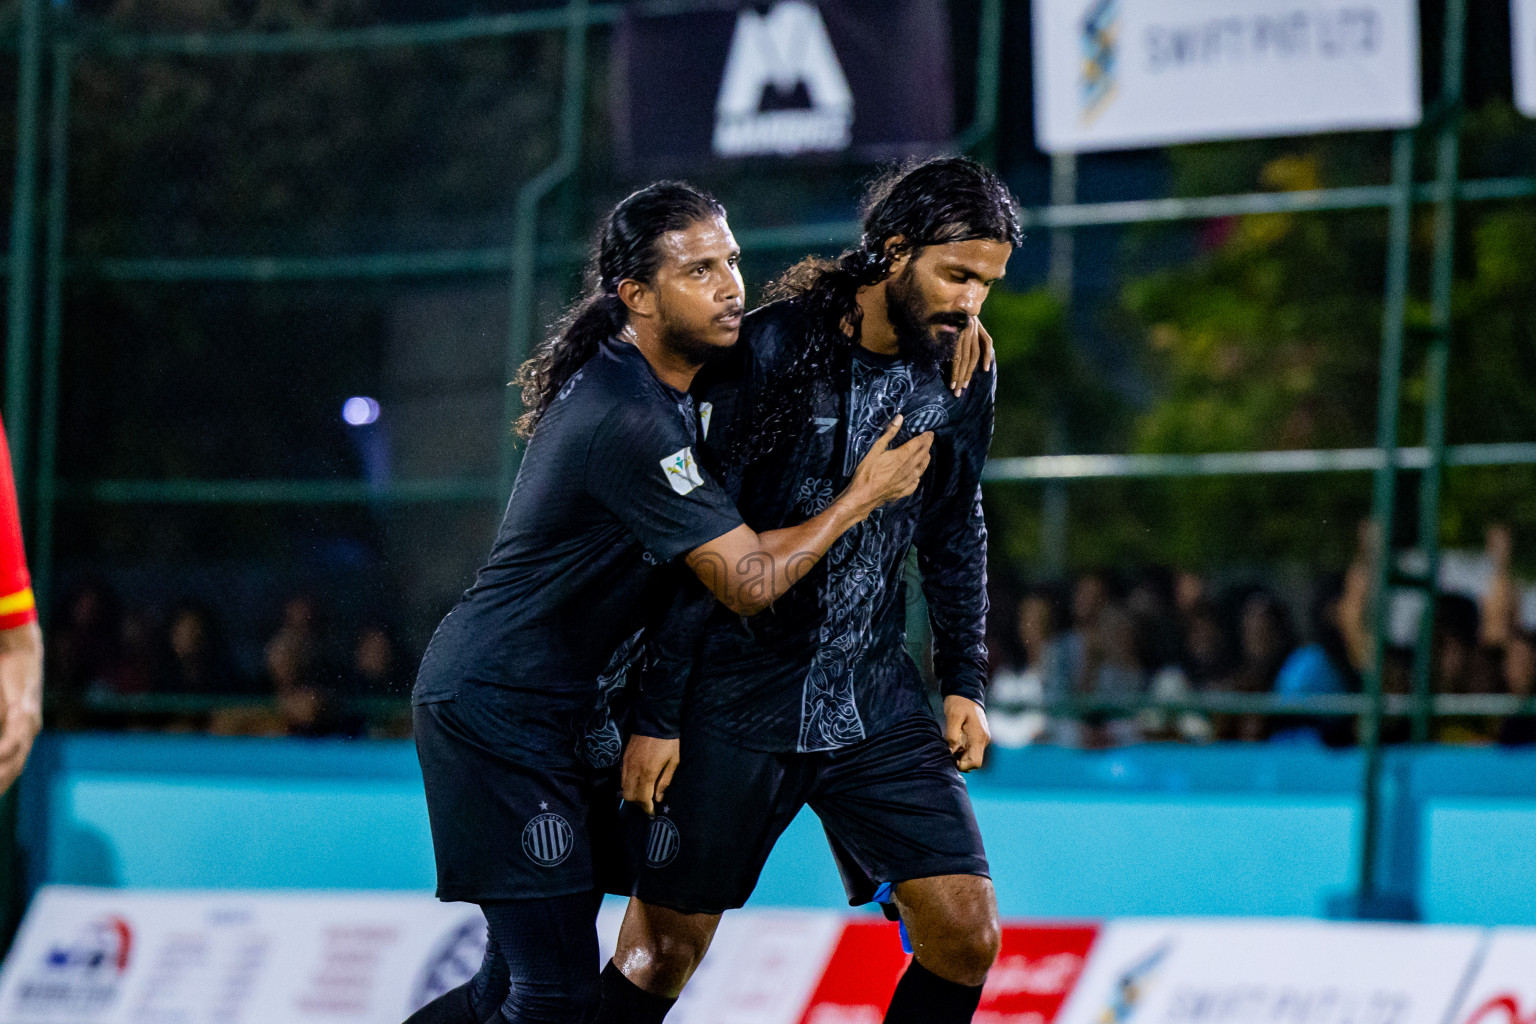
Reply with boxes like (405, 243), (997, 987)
(593, 961), (676, 1024)
(402, 981), (479, 1024)
(883, 959), (985, 1024)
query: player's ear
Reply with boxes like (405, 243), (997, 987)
(617, 277), (657, 320)
(882, 234), (912, 273)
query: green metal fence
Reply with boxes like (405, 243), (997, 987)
(4, 0), (1535, 916)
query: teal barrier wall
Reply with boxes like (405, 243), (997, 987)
(17, 735), (1536, 923)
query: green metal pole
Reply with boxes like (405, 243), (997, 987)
(1042, 152), (1076, 577)
(1356, 129), (1416, 911)
(956, 0), (1002, 162)
(502, 0), (589, 501)
(32, 45), (71, 624)
(1409, 0), (1465, 744)
(5, 0), (45, 521)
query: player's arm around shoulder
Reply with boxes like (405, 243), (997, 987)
(927, 343), (996, 772)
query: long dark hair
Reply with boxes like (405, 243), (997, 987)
(735, 156), (1023, 464)
(514, 181), (726, 437)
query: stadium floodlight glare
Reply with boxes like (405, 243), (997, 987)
(342, 396), (381, 426)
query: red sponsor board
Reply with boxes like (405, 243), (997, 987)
(797, 922), (1099, 1024)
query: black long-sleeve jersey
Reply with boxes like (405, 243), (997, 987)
(634, 298), (994, 754)
(412, 336), (744, 765)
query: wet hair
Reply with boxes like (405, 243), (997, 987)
(734, 157), (1021, 464)
(514, 181), (726, 437)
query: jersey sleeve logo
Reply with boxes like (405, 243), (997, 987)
(660, 447), (705, 496)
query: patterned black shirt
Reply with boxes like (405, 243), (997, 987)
(635, 299), (993, 753)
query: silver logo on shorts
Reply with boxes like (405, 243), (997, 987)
(522, 812), (575, 867)
(646, 816), (681, 868)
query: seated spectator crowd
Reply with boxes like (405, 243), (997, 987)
(986, 524), (1536, 750)
(35, 523), (1536, 749)
(45, 582), (411, 738)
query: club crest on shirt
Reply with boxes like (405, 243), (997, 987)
(660, 447), (704, 496)
(522, 812), (574, 867)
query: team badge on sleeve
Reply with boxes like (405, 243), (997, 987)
(660, 447), (704, 496)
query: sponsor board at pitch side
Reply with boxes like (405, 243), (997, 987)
(798, 922), (1100, 1024)
(1033, 0), (1422, 153)
(0, 887), (489, 1023)
(1055, 918), (1483, 1024)
(1448, 930), (1536, 1024)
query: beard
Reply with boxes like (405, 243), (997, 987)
(658, 317), (737, 368)
(885, 264), (968, 371)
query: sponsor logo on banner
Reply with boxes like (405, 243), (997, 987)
(1096, 940), (1170, 1024)
(1034, 0), (1421, 152)
(713, 1), (854, 157)
(800, 923), (1099, 1024)
(1450, 930), (1536, 1024)
(12, 915), (133, 1016)
(1080, 0), (1120, 122)
(0, 888), (496, 1024)
(1056, 920), (1482, 1024)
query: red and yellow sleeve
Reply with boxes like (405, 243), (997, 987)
(0, 417), (36, 631)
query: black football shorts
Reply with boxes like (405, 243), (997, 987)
(627, 710), (989, 914)
(414, 687), (628, 904)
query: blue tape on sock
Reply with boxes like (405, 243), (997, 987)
(870, 883), (913, 955)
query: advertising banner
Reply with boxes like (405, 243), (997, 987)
(798, 922), (1099, 1024)
(1516, 0), (1536, 117)
(1448, 930), (1536, 1024)
(1033, 0), (1422, 153)
(617, 0), (952, 168)
(0, 887), (489, 1023)
(1055, 918), (1482, 1024)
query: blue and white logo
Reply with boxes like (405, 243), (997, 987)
(1081, 0), (1120, 123)
(522, 812), (575, 867)
(645, 817), (681, 868)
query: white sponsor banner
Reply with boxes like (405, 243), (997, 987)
(661, 911), (845, 1024)
(0, 888), (843, 1024)
(1516, 0), (1536, 117)
(1033, 0), (1422, 153)
(1448, 929), (1536, 1024)
(0, 887), (489, 1024)
(1055, 918), (1482, 1024)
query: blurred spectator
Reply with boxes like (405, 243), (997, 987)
(1272, 578), (1359, 745)
(166, 600), (246, 694)
(1132, 569), (1213, 744)
(1063, 570), (1115, 692)
(1181, 599), (1236, 690)
(48, 576), (123, 709)
(1498, 629), (1536, 746)
(348, 621), (404, 695)
(1433, 593), (1500, 744)
(1080, 603), (1145, 747)
(1480, 525), (1518, 650)
(1207, 591), (1295, 741)
(987, 588), (1073, 748)
(211, 594), (357, 738)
